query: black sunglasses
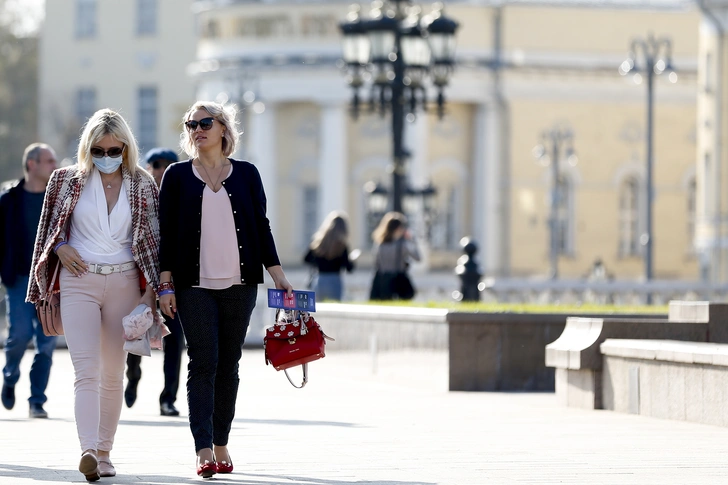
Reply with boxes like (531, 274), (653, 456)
(185, 117), (215, 132)
(90, 146), (124, 158)
(151, 159), (172, 170)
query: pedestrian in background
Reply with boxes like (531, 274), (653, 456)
(304, 210), (358, 301)
(369, 211), (420, 300)
(124, 147), (185, 417)
(158, 101), (293, 478)
(27, 109), (160, 481)
(0, 143), (58, 418)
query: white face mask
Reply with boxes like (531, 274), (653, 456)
(92, 156), (123, 174)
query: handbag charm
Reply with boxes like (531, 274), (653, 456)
(263, 309), (334, 388)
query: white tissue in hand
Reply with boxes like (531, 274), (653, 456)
(122, 304), (154, 341)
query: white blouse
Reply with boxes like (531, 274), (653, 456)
(68, 168), (134, 264)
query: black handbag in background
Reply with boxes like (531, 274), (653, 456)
(370, 240), (416, 300)
(391, 271), (415, 299)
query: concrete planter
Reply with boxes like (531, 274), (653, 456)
(313, 303), (665, 392)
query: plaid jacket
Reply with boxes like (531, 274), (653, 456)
(26, 164), (160, 303)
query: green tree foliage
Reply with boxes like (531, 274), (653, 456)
(0, 0), (38, 183)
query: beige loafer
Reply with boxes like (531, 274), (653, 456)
(98, 459), (116, 477)
(79, 451), (100, 482)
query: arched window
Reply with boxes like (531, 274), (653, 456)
(430, 187), (458, 250)
(619, 176), (641, 257)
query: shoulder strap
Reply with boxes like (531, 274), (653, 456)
(45, 261), (60, 299)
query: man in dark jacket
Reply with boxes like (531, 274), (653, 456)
(124, 147), (186, 416)
(0, 143), (57, 418)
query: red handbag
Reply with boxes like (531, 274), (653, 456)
(36, 261), (63, 337)
(264, 310), (333, 388)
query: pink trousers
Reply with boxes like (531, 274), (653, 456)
(59, 267), (140, 452)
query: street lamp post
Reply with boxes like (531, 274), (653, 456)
(533, 125), (577, 280)
(340, 0), (458, 216)
(619, 34), (677, 299)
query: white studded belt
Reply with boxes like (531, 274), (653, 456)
(87, 261), (137, 275)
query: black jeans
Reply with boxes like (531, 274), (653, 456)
(176, 284), (257, 452)
(125, 310), (185, 405)
(160, 312), (185, 405)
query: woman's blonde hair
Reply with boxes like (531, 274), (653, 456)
(180, 101), (240, 159)
(78, 109), (139, 176)
(372, 211), (407, 244)
(310, 211), (350, 260)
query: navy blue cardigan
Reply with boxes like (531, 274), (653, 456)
(158, 159), (280, 289)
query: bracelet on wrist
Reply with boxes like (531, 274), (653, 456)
(157, 281), (175, 294)
(158, 289), (175, 296)
(53, 241), (67, 253)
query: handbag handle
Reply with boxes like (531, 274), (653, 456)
(284, 363), (309, 389)
(45, 261), (61, 299)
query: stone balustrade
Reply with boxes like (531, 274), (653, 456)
(601, 339), (728, 427)
(311, 303), (665, 392)
(545, 301), (728, 409)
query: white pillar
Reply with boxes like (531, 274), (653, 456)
(476, 101), (507, 276)
(248, 103), (278, 236)
(319, 103), (347, 220)
(473, 104), (487, 262)
(405, 113), (430, 271)
(406, 114), (429, 187)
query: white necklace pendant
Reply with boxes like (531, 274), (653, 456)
(106, 183), (111, 189)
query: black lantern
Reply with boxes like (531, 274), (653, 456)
(364, 181), (389, 241)
(341, 6), (372, 118)
(422, 4), (458, 117)
(341, 6), (371, 67)
(418, 182), (437, 216)
(424, 6), (459, 78)
(364, 180), (389, 214)
(365, 13), (398, 66)
(341, 0), (458, 228)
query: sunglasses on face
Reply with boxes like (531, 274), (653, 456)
(151, 159), (171, 170)
(185, 117), (215, 132)
(90, 146), (124, 158)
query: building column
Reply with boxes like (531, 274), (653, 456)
(473, 104), (487, 269)
(248, 103), (278, 236)
(319, 103), (347, 220)
(405, 112), (430, 271)
(475, 101), (508, 277)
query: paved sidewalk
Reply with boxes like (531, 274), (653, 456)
(1, 347), (728, 484)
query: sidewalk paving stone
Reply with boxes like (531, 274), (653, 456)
(0, 347), (727, 484)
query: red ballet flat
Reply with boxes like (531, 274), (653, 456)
(196, 458), (217, 478)
(216, 460), (233, 474)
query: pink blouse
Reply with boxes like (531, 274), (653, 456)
(192, 165), (241, 289)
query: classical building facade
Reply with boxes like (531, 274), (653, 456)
(39, 0), (716, 282)
(38, 0), (196, 162)
(696, 1), (728, 284)
(192, 0), (701, 279)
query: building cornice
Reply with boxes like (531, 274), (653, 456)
(192, 0), (695, 12)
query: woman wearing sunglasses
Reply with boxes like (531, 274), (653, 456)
(27, 109), (160, 481)
(158, 101), (292, 478)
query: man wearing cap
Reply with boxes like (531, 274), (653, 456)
(124, 148), (185, 416)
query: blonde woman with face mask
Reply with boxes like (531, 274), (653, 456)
(27, 109), (160, 481)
